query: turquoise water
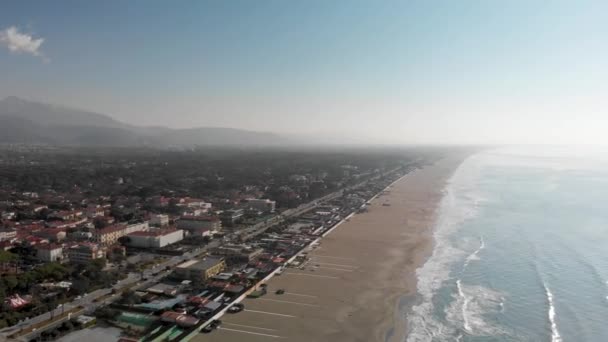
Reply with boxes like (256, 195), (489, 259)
(406, 147), (608, 342)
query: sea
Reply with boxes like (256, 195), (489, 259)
(405, 146), (608, 342)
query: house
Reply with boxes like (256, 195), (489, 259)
(2, 212), (16, 220)
(0, 228), (17, 242)
(177, 198), (211, 210)
(48, 210), (83, 221)
(86, 204), (105, 218)
(173, 257), (226, 282)
(68, 243), (106, 264)
(36, 244), (63, 263)
(33, 228), (66, 242)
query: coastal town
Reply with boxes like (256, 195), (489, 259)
(0, 146), (431, 342)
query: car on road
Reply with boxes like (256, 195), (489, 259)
(275, 289), (285, 295)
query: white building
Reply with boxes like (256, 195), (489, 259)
(127, 229), (184, 248)
(36, 244), (63, 263)
(0, 228), (17, 242)
(68, 243), (105, 264)
(150, 214), (170, 227)
(93, 222), (149, 245)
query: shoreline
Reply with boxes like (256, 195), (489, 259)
(377, 157), (465, 342)
(195, 155), (465, 342)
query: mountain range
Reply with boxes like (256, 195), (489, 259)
(0, 96), (286, 147)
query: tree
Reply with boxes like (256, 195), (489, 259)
(94, 306), (120, 320)
(71, 278), (90, 295)
(117, 236), (131, 246)
(120, 290), (141, 306)
(3, 275), (18, 291)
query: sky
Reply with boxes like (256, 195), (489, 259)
(1, 0), (607, 145)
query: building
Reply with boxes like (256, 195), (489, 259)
(48, 210), (83, 221)
(219, 209), (244, 227)
(211, 245), (263, 262)
(245, 199), (276, 213)
(0, 228), (17, 242)
(68, 243), (106, 264)
(173, 257), (226, 282)
(93, 222), (148, 245)
(177, 198), (212, 211)
(86, 204), (105, 218)
(160, 311), (200, 327)
(33, 228), (67, 242)
(36, 244), (63, 263)
(150, 214), (169, 227)
(177, 215), (221, 236)
(126, 229), (184, 248)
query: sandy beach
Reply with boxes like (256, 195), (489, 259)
(195, 156), (463, 342)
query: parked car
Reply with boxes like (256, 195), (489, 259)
(228, 303), (244, 313)
(202, 319), (222, 333)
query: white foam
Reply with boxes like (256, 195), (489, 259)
(406, 156), (486, 341)
(445, 283), (506, 337)
(464, 236), (485, 266)
(456, 280), (471, 332)
(543, 283), (562, 342)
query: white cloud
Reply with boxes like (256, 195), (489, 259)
(0, 26), (47, 61)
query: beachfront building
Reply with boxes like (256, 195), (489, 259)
(126, 228), (184, 248)
(177, 215), (221, 236)
(68, 243), (106, 264)
(173, 257), (226, 282)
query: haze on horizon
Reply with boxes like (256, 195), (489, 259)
(1, 0), (607, 146)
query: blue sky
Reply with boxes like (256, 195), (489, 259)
(1, 0), (607, 144)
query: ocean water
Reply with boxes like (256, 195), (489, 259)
(406, 147), (608, 342)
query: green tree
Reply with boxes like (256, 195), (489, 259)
(3, 275), (18, 291)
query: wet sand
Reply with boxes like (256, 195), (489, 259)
(194, 157), (463, 342)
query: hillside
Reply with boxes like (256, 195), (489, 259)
(0, 97), (285, 147)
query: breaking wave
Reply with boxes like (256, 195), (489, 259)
(544, 283), (562, 342)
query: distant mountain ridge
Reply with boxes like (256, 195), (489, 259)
(0, 96), (286, 147)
